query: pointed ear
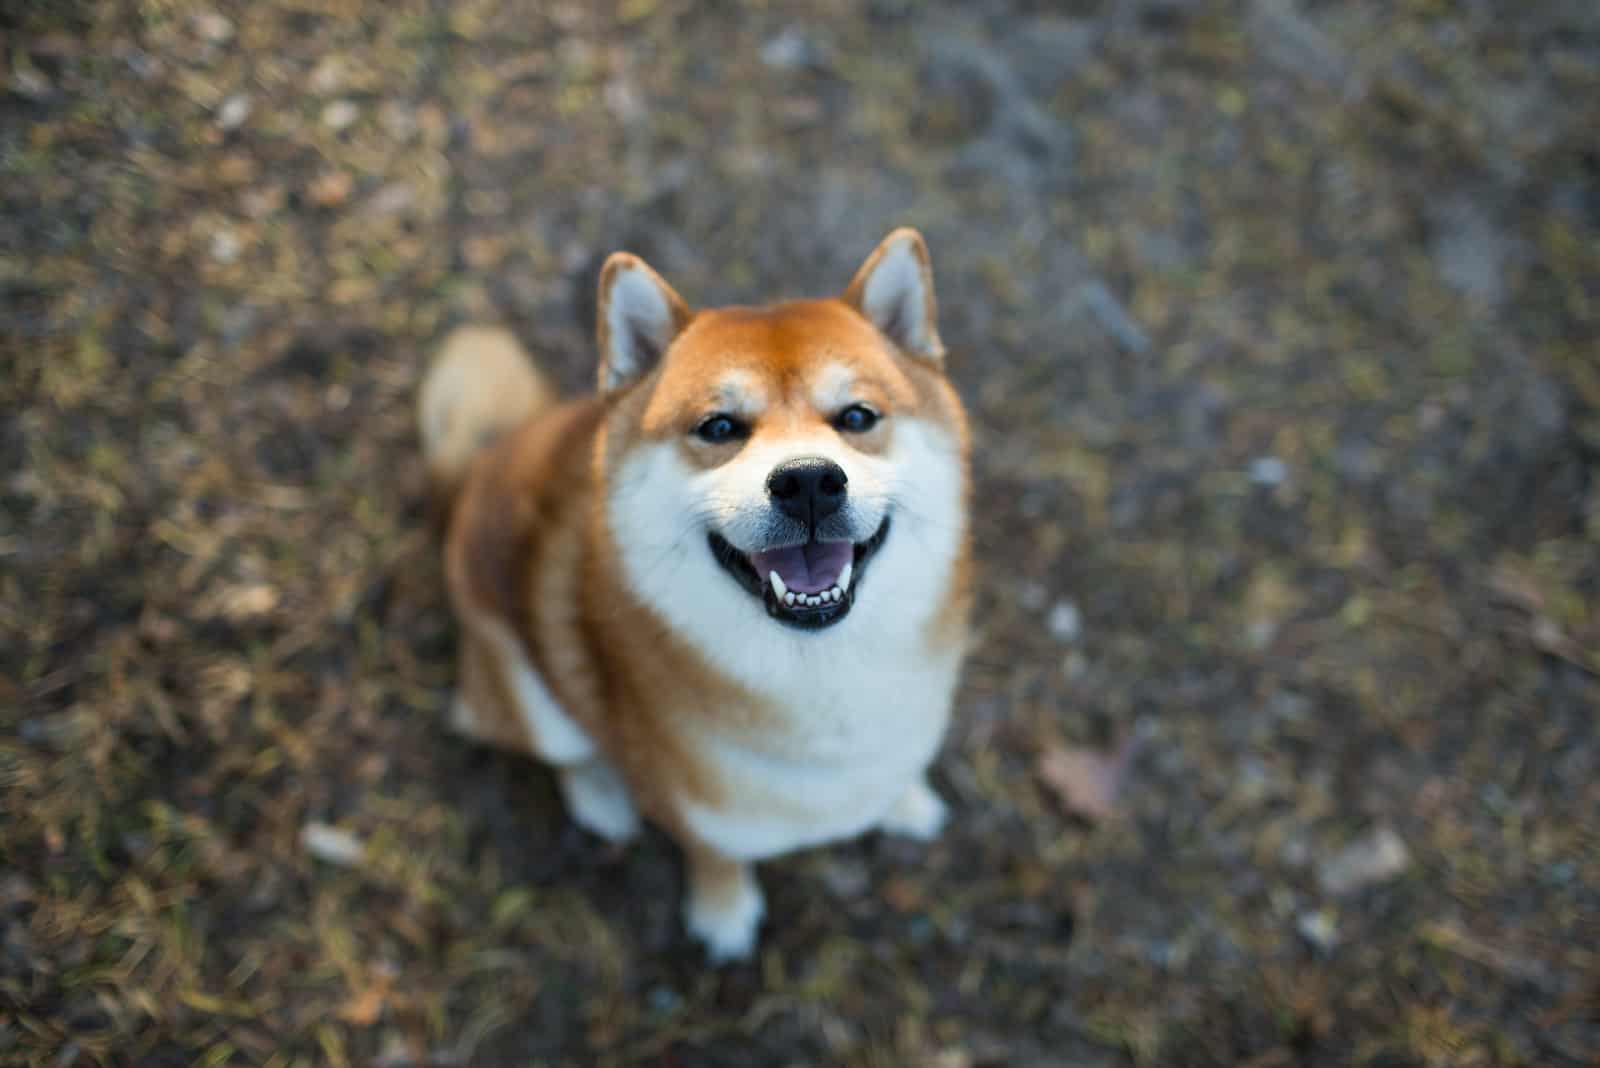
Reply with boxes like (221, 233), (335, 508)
(596, 252), (691, 392)
(842, 227), (945, 363)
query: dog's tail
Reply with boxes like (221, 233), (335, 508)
(417, 325), (555, 502)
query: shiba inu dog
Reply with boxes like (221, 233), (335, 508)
(418, 229), (972, 960)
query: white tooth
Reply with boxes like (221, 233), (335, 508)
(769, 570), (788, 599)
(838, 559), (854, 591)
(785, 592), (796, 606)
(808, 595), (820, 606)
(830, 587), (841, 601)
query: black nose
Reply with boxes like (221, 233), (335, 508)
(767, 457), (848, 527)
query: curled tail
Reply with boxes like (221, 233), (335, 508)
(418, 326), (554, 501)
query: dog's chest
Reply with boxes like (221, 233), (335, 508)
(675, 643), (960, 861)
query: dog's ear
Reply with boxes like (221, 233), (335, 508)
(596, 253), (692, 392)
(842, 227), (945, 364)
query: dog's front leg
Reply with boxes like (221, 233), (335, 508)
(877, 776), (949, 841)
(558, 759), (640, 843)
(682, 841), (764, 962)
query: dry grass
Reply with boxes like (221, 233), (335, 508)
(3, 0), (1597, 1064)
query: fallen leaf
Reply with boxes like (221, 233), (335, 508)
(1037, 729), (1144, 822)
(338, 985), (387, 1026)
(219, 582), (279, 621)
(883, 876), (923, 913)
(308, 171), (354, 207)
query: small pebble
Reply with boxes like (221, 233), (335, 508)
(216, 93), (252, 130)
(1318, 826), (1410, 895)
(761, 27), (819, 70)
(325, 384), (352, 411)
(1296, 908), (1338, 952)
(604, 79), (645, 124)
(309, 56), (347, 95)
(210, 229), (241, 264)
(322, 99), (359, 131)
(301, 822), (365, 867)
(1047, 600), (1082, 642)
(1249, 455), (1288, 487)
(193, 11), (235, 44)
(1246, 619), (1278, 649)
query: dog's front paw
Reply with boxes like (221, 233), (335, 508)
(559, 760), (641, 844)
(684, 867), (764, 963)
(878, 779), (948, 841)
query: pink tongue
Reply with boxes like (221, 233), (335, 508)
(749, 541), (852, 594)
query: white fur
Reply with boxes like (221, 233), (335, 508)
(602, 265), (677, 390)
(709, 370), (769, 418)
(605, 416), (967, 862)
(859, 237), (938, 359)
(878, 778), (949, 840)
(685, 867), (765, 963)
(560, 759), (641, 843)
(809, 362), (860, 414)
(476, 619), (596, 766)
(473, 623), (644, 843)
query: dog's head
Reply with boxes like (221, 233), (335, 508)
(597, 229), (969, 639)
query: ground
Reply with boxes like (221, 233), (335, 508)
(3, 1), (1598, 1065)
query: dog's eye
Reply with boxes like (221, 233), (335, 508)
(694, 414), (746, 444)
(834, 404), (879, 433)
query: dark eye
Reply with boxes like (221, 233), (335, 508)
(695, 413), (746, 443)
(834, 404), (879, 433)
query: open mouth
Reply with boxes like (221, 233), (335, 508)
(707, 517), (890, 630)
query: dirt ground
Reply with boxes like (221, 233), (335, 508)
(3, 1), (1598, 1065)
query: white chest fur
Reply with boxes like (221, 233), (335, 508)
(678, 638), (961, 860)
(607, 416), (969, 861)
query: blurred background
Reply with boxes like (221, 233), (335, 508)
(3, 0), (1597, 1064)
